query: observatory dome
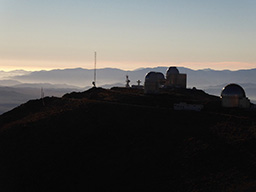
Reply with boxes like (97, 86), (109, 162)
(144, 72), (165, 94)
(166, 67), (179, 77)
(145, 72), (165, 82)
(221, 84), (246, 98)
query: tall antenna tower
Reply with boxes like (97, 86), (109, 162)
(92, 51), (97, 87)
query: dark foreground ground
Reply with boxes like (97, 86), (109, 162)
(0, 87), (256, 191)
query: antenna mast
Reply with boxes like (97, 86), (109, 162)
(92, 51), (97, 87)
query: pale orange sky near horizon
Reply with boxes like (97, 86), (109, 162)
(1, 1), (256, 72)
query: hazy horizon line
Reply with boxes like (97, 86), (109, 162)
(1, 65), (256, 73)
(1, 59), (256, 72)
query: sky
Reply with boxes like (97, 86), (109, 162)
(1, 0), (256, 71)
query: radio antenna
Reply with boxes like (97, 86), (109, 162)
(92, 51), (97, 87)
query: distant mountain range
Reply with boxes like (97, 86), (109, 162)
(0, 85), (81, 115)
(5, 67), (255, 88)
(0, 67), (255, 114)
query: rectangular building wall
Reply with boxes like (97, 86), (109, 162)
(166, 74), (187, 88)
(177, 74), (187, 88)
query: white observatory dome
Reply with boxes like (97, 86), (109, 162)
(221, 83), (250, 108)
(221, 83), (246, 99)
(145, 72), (165, 82)
(166, 67), (179, 77)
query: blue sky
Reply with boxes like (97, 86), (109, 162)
(1, 0), (256, 71)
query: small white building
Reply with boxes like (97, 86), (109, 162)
(144, 72), (165, 94)
(174, 102), (204, 112)
(221, 83), (250, 108)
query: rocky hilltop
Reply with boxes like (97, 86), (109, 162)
(0, 87), (256, 191)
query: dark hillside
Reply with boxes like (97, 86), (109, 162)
(0, 88), (256, 191)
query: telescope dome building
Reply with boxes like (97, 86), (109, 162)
(221, 83), (250, 108)
(165, 67), (186, 88)
(144, 72), (165, 94)
(166, 67), (179, 75)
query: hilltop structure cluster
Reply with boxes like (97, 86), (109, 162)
(128, 66), (251, 109)
(144, 67), (186, 94)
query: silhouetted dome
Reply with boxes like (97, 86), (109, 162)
(221, 84), (246, 98)
(166, 67), (179, 77)
(145, 72), (165, 82)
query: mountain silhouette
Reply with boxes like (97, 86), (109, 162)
(10, 67), (256, 88)
(0, 84), (81, 115)
(0, 87), (256, 191)
(1, 67), (256, 115)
